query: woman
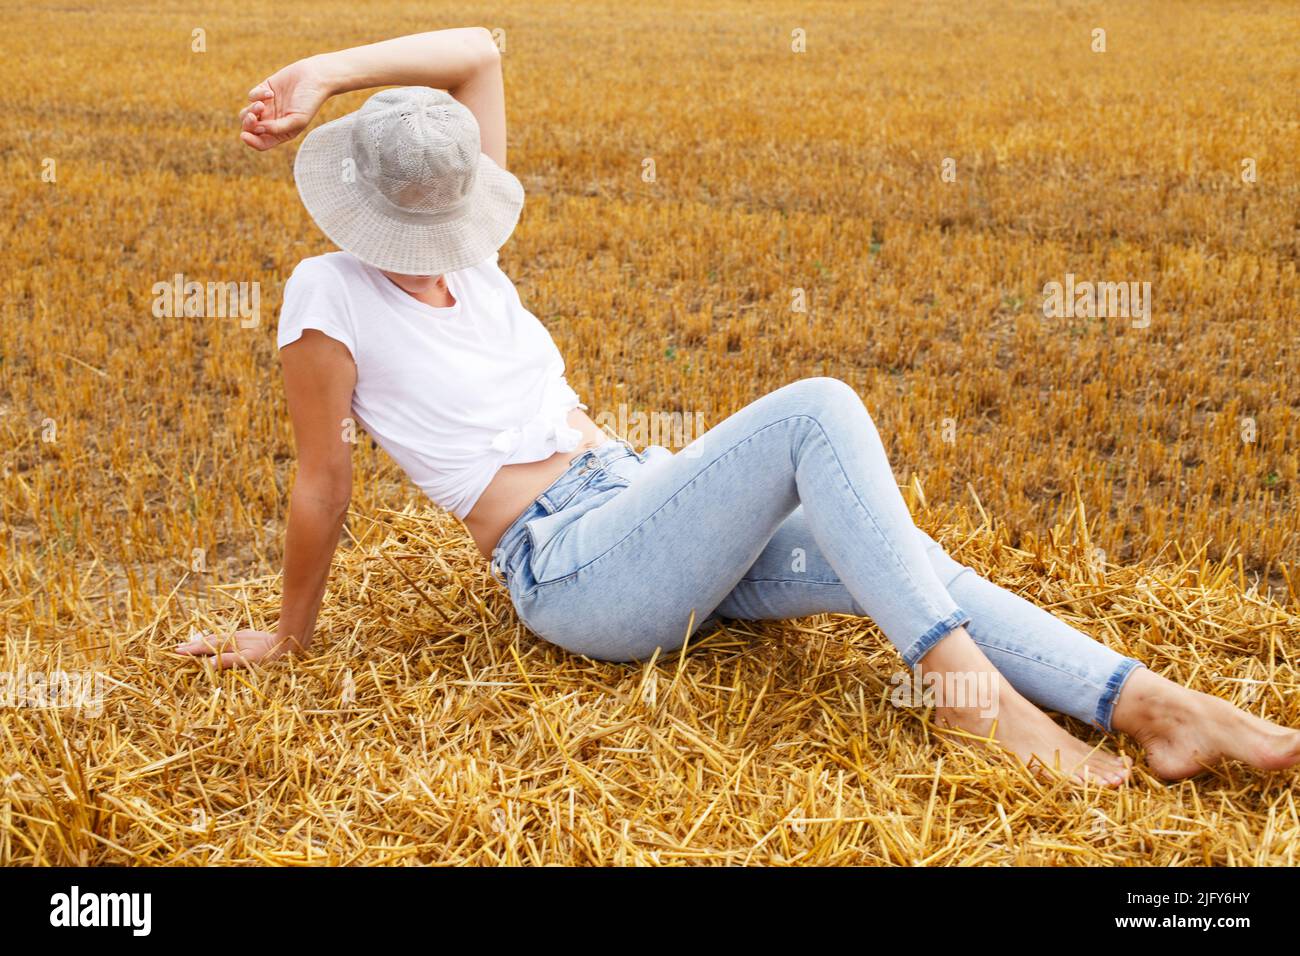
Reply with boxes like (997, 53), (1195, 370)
(180, 27), (1300, 787)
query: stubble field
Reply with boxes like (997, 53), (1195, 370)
(1, 0), (1297, 864)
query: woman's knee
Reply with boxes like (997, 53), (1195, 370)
(775, 376), (870, 430)
(783, 375), (861, 404)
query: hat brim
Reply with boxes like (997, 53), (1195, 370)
(292, 112), (525, 275)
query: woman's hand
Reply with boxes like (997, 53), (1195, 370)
(174, 629), (302, 669)
(239, 56), (334, 151)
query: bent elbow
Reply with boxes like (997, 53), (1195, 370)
(292, 473), (352, 517)
(468, 26), (501, 64)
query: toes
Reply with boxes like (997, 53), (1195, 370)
(1105, 755), (1134, 783)
(1086, 764), (1126, 788)
(1070, 766), (1118, 788)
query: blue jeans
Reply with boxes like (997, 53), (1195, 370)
(490, 378), (1143, 730)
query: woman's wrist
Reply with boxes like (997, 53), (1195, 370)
(304, 51), (348, 97)
(274, 625), (312, 654)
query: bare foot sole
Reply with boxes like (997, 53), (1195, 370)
(933, 689), (1132, 788)
(1113, 667), (1300, 781)
(918, 627), (1131, 787)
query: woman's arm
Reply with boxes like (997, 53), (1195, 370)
(239, 27), (506, 168)
(273, 332), (358, 653)
(177, 332), (356, 668)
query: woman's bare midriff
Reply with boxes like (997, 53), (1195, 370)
(462, 407), (612, 558)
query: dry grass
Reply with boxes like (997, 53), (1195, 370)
(4, 495), (1300, 865)
(1, 0), (1297, 864)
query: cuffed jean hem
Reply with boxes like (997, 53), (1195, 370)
(1092, 657), (1145, 732)
(899, 609), (973, 669)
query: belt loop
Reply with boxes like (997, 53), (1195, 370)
(610, 434), (639, 463)
(491, 536), (524, 587)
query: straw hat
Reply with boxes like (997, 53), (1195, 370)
(292, 86), (524, 275)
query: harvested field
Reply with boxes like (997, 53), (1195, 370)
(1, 0), (1297, 864)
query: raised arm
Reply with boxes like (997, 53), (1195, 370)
(239, 27), (506, 168)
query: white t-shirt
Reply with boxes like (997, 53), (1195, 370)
(276, 250), (587, 520)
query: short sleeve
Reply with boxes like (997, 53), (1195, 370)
(277, 258), (358, 361)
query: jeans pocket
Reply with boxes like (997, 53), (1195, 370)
(524, 483), (624, 586)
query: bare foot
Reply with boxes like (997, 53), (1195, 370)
(1112, 667), (1300, 781)
(919, 628), (1132, 787)
(933, 684), (1132, 787)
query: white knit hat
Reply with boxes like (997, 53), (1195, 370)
(292, 86), (524, 275)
